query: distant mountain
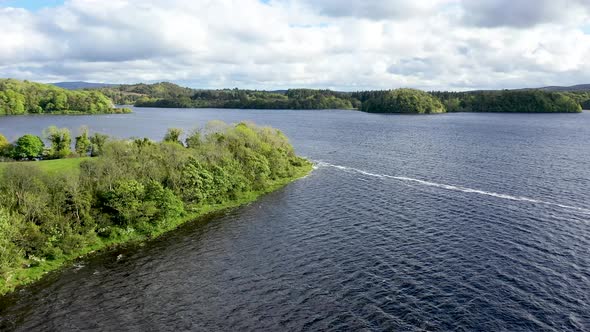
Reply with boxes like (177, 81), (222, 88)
(51, 81), (117, 90)
(534, 84), (590, 92)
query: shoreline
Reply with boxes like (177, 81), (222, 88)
(0, 162), (313, 296)
(129, 106), (583, 113)
(0, 108), (132, 116)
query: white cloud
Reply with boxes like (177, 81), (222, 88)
(0, 0), (589, 90)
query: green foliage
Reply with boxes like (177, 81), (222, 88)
(75, 127), (92, 156)
(0, 79), (128, 115)
(0, 121), (311, 294)
(143, 180), (184, 223)
(354, 89), (584, 114)
(89, 133), (109, 157)
(97, 82), (357, 110)
(12, 134), (44, 160)
(44, 126), (72, 159)
(560, 91), (590, 110)
(431, 90), (582, 113)
(361, 88), (446, 114)
(86, 80), (590, 113)
(163, 128), (183, 145)
(180, 157), (215, 204)
(0, 208), (23, 276)
(185, 129), (202, 148)
(0, 134), (8, 148)
(0, 89), (26, 115)
(0, 134), (9, 157)
(102, 179), (148, 226)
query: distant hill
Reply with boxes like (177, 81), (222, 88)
(52, 81), (117, 90)
(533, 84), (590, 92)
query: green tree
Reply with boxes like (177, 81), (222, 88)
(89, 133), (109, 157)
(102, 179), (146, 225)
(12, 134), (44, 160)
(133, 137), (153, 151)
(75, 126), (91, 156)
(0, 133), (10, 157)
(143, 180), (184, 223)
(1, 90), (26, 114)
(0, 79), (120, 115)
(163, 128), (183, 145)
(179, 157), (215, 204)
(44, 126), (72, 159)
(0, 208), (23, 276)
(430, 90), (582, 113)
(0, 121), (311, 294)
(362, 89), (446, 114)
(185, 129), (202, 148)
(51, 91), (68, 112)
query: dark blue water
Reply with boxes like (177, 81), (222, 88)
(1, 108), (589, 331)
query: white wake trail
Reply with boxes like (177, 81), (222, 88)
(314, 162), (590, 215)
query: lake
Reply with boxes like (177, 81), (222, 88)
(1, 108), (589, 331)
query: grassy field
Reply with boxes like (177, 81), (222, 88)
(0, 157), (88, 175)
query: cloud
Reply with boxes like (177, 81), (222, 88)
(0, 0), (590, 90)
(461, 0), (590, 28)
(298, 0), (446, 20)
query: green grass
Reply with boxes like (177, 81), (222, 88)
(36, 157), (88, 174)
(0, 157), (88, 176)
(0, 160), (313, 296)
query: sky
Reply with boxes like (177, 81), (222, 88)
(1, 0), (590, 91)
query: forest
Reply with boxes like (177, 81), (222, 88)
(0, 79), (130, 115)
(96, 82), (587, 113)
(1, 79), (587, 114)
(430, 90), (582, 113)
(98, 83), (359, 110)
(561, 91), (590, 110)
(0, 122), (312, 294)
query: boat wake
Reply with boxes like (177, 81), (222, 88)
(314, 161), (590, 215)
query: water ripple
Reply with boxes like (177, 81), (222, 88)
(2, 110), (590, 331)
(314, 161), (590, 216)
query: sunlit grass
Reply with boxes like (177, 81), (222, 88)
(0, 157), (89, 175)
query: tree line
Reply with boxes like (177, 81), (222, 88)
(0, 122), (310, 293)
(561, 91), (590, 110)
(3, 79), (585, 114)
(0, 79), (130, 115)
(98, 84), (359, 110)
(96, 81), (587, 113)
(430, 90), (582, 113)
(0, 127), (108, 161)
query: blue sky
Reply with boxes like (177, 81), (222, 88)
(1, 0), (63, 11)
(1, 0), (589, 90)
